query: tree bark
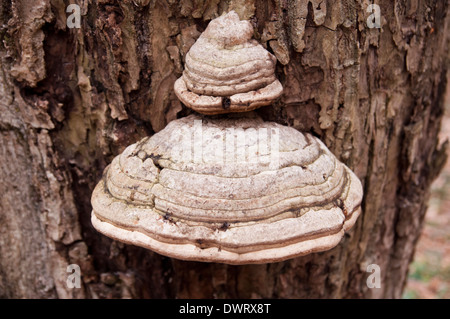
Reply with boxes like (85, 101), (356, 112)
(0, 0), (448, 299)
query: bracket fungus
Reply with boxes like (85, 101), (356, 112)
(174, 11), (283, 115)
(91, 114), (363, 264)
(91, 11), (363, 265)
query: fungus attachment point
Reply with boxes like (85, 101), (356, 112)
(174, 11), (283, 115)
(91, 115), (363, 264)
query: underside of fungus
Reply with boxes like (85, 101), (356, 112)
(91, 114), (363, 264)
(174, 11), (283, 115)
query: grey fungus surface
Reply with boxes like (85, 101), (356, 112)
(174, 11), (283, 115)
(91, 114), (363, 264)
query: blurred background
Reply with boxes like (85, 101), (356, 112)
(404, 71), (450, 299)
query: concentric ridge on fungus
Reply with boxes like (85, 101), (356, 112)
(174, 11), (283, 115)
(91, 114), (363, 264)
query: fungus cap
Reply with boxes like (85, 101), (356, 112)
(174, 11), (283, 115)
(91, 114), (363, 264)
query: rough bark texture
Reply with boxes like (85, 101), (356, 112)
(0, 0), (448, 298)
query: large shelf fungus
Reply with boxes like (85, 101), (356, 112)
(91, 114), (363, 264)
(174, 11), (283, 115)
(91, 11), (363, 265)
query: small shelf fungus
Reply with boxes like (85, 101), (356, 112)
(91, 11), (363, 265)
(174, 11), (283, 115)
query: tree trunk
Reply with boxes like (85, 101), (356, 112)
(0, 0), (448, 299)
